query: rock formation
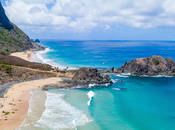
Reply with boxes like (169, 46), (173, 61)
(72, 67), (113, 84)
(0, 2), (13, 30)
(117, 56), (175, 76)
(35, 39), (40, 43)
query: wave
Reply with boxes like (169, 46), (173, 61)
(35, 91), (91, 129)
(140, 75), (173, 78)
(111, 79), (118, 83)
(88, 83), (111, 89)
(87, 91), (95, 106)
(113, 88), (121, 91)
(31, 48), (77, 70)
(88, 84), (97, 88)
(114, 74), (129, 78)
(17, 90), (47, 130)
(73, 120), (77, 130)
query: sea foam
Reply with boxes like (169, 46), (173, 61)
(87, 91), (95, 106)
(31, 48), (77, 70)
(114, 74), (129, 78)
(17, 90), (47, 130)
(35, 91), (91, 129)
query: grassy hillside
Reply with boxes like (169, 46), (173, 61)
(0, 24), (36, 54)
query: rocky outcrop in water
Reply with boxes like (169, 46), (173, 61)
(35, 39), (40, 43)
(117, 56), (175, 76)
(72, 67), (113, 84)
(0, 2), (13, 30)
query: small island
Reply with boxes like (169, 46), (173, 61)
(35, 39), (40, 43)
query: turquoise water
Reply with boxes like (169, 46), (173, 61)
(37, 40), (175, 69)
(19, 40), (175, 130)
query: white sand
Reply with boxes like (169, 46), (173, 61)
(10, 51), (32, 62)
(0, 77), (62, 130)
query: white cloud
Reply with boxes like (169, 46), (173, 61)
(3, 0), (175, 33)
(105, 25), (111, 30)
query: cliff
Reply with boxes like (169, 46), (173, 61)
(0, 2), (39, 53)
(0, 2), (13, 30)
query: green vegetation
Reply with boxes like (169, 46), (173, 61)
(0, 25), (35, 53)
(153, 59), (160, 65)
(0, 51), (5, 55)
(4, 112), (10, 115)
(3, 47), (9, 52)
(1, 64), (12, 75)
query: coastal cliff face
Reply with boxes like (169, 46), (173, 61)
(0, 2), (13, 30)
(117, 56), (175, 76)
(0, 2), (37, 53)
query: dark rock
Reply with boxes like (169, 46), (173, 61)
(98, 67), (117, 74)
(111, 67), (114, 72)
(117, 79), (124, 82)
(0, 2), (13, 30)
(72, 67), (113, 84)
(117, 56), (175, 76)
(35, 39), (40, 43)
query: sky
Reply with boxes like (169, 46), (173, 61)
(1, 0), (175, 40)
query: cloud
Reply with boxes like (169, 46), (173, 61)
(105, 25), (111, 30)
(3, 0), (175, 33)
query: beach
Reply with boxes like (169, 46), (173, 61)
(0, 77), (62, 130)
(0, 50), (72, 129)
(10, 51), (32, 62)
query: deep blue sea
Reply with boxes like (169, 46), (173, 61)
(18, 40), (175, 130)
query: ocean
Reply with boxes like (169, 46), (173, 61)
(18, 40), (175, 130)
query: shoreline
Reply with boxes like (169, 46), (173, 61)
(11, 48), (78, 70)
(0, 77), (62, 130)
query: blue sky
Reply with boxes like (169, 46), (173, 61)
(1, 0), (175, 40)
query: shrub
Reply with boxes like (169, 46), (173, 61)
(4, 65), (12, 74)
(3, 47), (9, 52)
(0, 51), (6, 55)
(153, 59), (159, 65)
(5, 112), (10, 115)
(1, 64), (5, 68)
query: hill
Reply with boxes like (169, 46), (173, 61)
(0, 2), (38, 53)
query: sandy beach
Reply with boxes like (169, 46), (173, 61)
(0, 77), (62, 130)
(10, 51), (32, 62)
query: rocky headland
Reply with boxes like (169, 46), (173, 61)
(114, 56), (175, 76)
(61, 67), (113, 86)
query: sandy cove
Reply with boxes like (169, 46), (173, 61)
(0, 77), (62, 130)
(10, 51), (32, 62)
